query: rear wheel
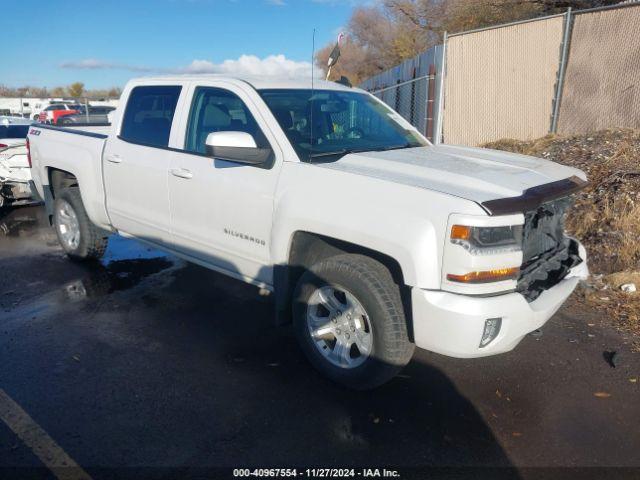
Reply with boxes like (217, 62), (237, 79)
(293, 254), (414, 390)
(53, 187), (108, 261)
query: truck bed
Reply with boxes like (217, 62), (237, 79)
(28, 122), (112, 230)
(33, 123), (111, 138)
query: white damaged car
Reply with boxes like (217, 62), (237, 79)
(0, 117), (35, 207)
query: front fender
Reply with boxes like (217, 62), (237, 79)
(270, 162), (486, 289)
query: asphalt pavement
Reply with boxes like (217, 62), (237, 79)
(0, 205), (638, 480)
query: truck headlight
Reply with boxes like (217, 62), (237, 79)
(450, 224), (523, 255)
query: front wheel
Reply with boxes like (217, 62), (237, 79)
(53, 187), (108, 261)
(293, 254), (414, 390)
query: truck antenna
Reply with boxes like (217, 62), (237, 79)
(310, 28), (315, 161)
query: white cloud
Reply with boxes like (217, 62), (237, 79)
(60, 59), (154, 72)
(61, 54), (317, 79)
(178, 55), (314, 78)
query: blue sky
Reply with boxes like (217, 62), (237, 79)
(3, 0), (367, 89)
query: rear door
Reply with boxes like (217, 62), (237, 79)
(167, 82), (282, 286)
(102, 84), (185, 246)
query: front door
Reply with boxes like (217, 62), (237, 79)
(167, 84), (281, 286)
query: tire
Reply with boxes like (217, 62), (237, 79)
(53, 187), (108, 261)
(293, 254), (414, 390)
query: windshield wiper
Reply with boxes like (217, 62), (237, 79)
(308, 149), (349, 159)
(308, 143), (415, 161)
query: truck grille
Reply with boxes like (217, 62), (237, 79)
(516, 197), (582, 302)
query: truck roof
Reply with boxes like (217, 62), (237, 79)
(129, 74), (358, 92)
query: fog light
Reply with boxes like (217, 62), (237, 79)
(480, 318), (502, 348)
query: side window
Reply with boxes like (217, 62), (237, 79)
(184, 87), (266, 154)
(120, 85), (181, 147)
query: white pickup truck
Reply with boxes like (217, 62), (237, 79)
(28, 75), (589, 389)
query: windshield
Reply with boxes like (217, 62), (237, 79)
(0, 125), (30, 139)
(259, 89), (428, 162)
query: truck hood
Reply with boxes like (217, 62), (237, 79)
(317, 144), (586, 209)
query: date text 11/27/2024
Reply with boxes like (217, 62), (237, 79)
(232, 468), (401, 478)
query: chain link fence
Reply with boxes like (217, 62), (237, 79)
(360, 45), (444, 142)
(369, 76), (430, 136)
(360, 1), (640, 146)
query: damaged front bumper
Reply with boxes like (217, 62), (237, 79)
(0, 180), (34, 207)
(411, 242), (588, 358)
(0, 180), (32, 202)
(517, 237), (583, 302)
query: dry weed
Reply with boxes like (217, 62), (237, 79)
(485, 129), (640, 343)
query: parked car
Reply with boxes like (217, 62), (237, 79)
(0, 117), (34, 207)
(31, 100), (74, 121)
(28, 75), (589, 389)
(38, 103), (81, 124)
(57, 106), (116, 125)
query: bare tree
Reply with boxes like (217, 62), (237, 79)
(0, 84), (125, 99)
(317, 38), (370, 85)
(316, 0), (628, 83)
(107, 87), (121, 99)
(444, 0), (627, 33)
(68, 82), (85, 98)
(50, 87), (66, 98)
(317, 4), (433, 84)
(517, 0), (626, 14)
(384, 0), (449, 42)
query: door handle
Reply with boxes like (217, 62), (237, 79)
(106, 154), (122, 163)
(170, 168), (193, 179)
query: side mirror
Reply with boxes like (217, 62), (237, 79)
(205, 131), (271, 165)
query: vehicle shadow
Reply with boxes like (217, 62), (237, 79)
(94, 260), (520, 476)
